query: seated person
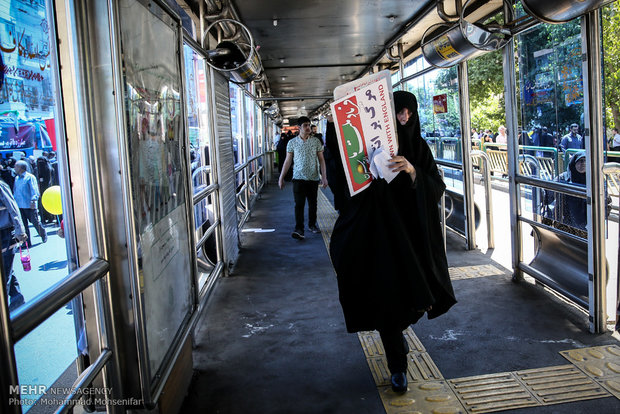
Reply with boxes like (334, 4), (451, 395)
(542, 151), (610, 237)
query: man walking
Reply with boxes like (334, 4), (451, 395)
(559, 123), (584, 152)
(13, 160), (47, 243)
(0, 179), (27, 311)
(278, 116), (328, 240)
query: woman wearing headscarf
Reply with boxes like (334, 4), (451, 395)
(330, 91), (457, 393)
(543, 152), (587, 232)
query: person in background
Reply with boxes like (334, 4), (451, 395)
(540, 127), (555, 148)
(471, 128), (479, 140)
(559, 123), (584, 152)
(13, 160), (47, 244)
(311, 124), (323, 144)
(610, 127), (620, 151)
(36, 152), (54, 224)
(278, 116), (328, 240)
(495, 125), (508, 144)
(329, 91), (456, 394)
(0, 178), (27, 311)
(542, 151), (610, 236)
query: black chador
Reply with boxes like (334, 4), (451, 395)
(329, 91), (457, 334)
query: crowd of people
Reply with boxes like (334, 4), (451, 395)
(0, 150), (59, 312)
(471, 123), (586, 152)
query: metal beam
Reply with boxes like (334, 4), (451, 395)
(457, 61), (476, 250)
(583, 11), (607, 333)
(503, 32), (523, 280)
(256, 95), (333, 102)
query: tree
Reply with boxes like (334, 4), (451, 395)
(467, 49), (505, 132)
(603, 3), (620, 130)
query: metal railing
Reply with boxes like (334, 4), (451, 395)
(1, 258), (114, 414)
(470, 150), (494, 249)
(235, 153), (266, 228)
(435, 157), (494, 248)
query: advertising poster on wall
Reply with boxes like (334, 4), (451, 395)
(433, 93), (448, 114)
(330, 71), (398, 196)
(118, 0), (193, 381)
(0, 1), (56, 155)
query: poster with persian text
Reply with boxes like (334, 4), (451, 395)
(330, 71), (398, 196)
(118, 0), (193, 383)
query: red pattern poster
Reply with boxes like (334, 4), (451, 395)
(330, 72), (398, 196)
(433, 93), (447, 114)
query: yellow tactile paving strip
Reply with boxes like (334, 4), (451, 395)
(560, 345), (620, 400)
(317, 189), (620, 413)
(448, 265), (504, 280)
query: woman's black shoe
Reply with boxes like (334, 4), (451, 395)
(390, 372), (407, 393)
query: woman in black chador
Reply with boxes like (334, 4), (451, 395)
(329, 91), (456, 393)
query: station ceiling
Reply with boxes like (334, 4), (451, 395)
(181, 0), (504, 124)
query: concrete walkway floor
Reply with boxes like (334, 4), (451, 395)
(181, 184), (620, 414)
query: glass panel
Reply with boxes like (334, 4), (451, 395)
(13, 307), (90, 412)
(520, 183), (559, 264)
(229, 84), (243, 192)
(244, 93), (254, 160)
(516, 18), (584, 181)
(183, 43), (215, 291)
(118, 0), (193, 379)
(402, 65), (461, 163)
(466, 49), (505, 153)
(602, 1), (619, 324)
(1, 2), (82, 412)
(256, 104), (263, 154)
(196, 193), (216, 288)
(229, 84), (242, 166)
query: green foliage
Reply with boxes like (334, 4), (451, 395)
(516, 19), (583, 134)
(603, 3), (620, 131)
(467, 50), (505, 131)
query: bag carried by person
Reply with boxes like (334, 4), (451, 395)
(19, 242), (31, 271)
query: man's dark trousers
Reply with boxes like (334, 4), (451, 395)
(292, 179), (319, 230)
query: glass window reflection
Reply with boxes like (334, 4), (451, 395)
(402, 59), (461, 163)
(1, 1), (81, 411)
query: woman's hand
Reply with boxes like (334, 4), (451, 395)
(389, 156), (416, 183)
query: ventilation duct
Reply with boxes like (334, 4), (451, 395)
(422, 0), (512, 68)
(203, 19), (263, 84)
(521, 0), (612, 24)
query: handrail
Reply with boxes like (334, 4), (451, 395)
(12, 258), (109, 342)
(438, 168), (446, 252)
(191, 165), (211, 182)
(470, 150), (494, 248)
(234, 153), (262, 174)
(435, 158), (494, 248)
(603, 161), (620, 175)
(435, 159), (462, 170)
(55, 348), (112, 414)
(234, 152), (266, 228)
(196, 218), (221, 251)
(193, 182), (219, 205)
(515, 175), (587, 199)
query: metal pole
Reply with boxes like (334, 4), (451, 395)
(471, 150), (494, 249)
(398, 41), (405, 86)
(583, 12), (607, 333)
(503, 24), (524, 280)
(0, 256), (21, 414)
(439, 168), (447, 252)
(457, 61), (476, 250)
